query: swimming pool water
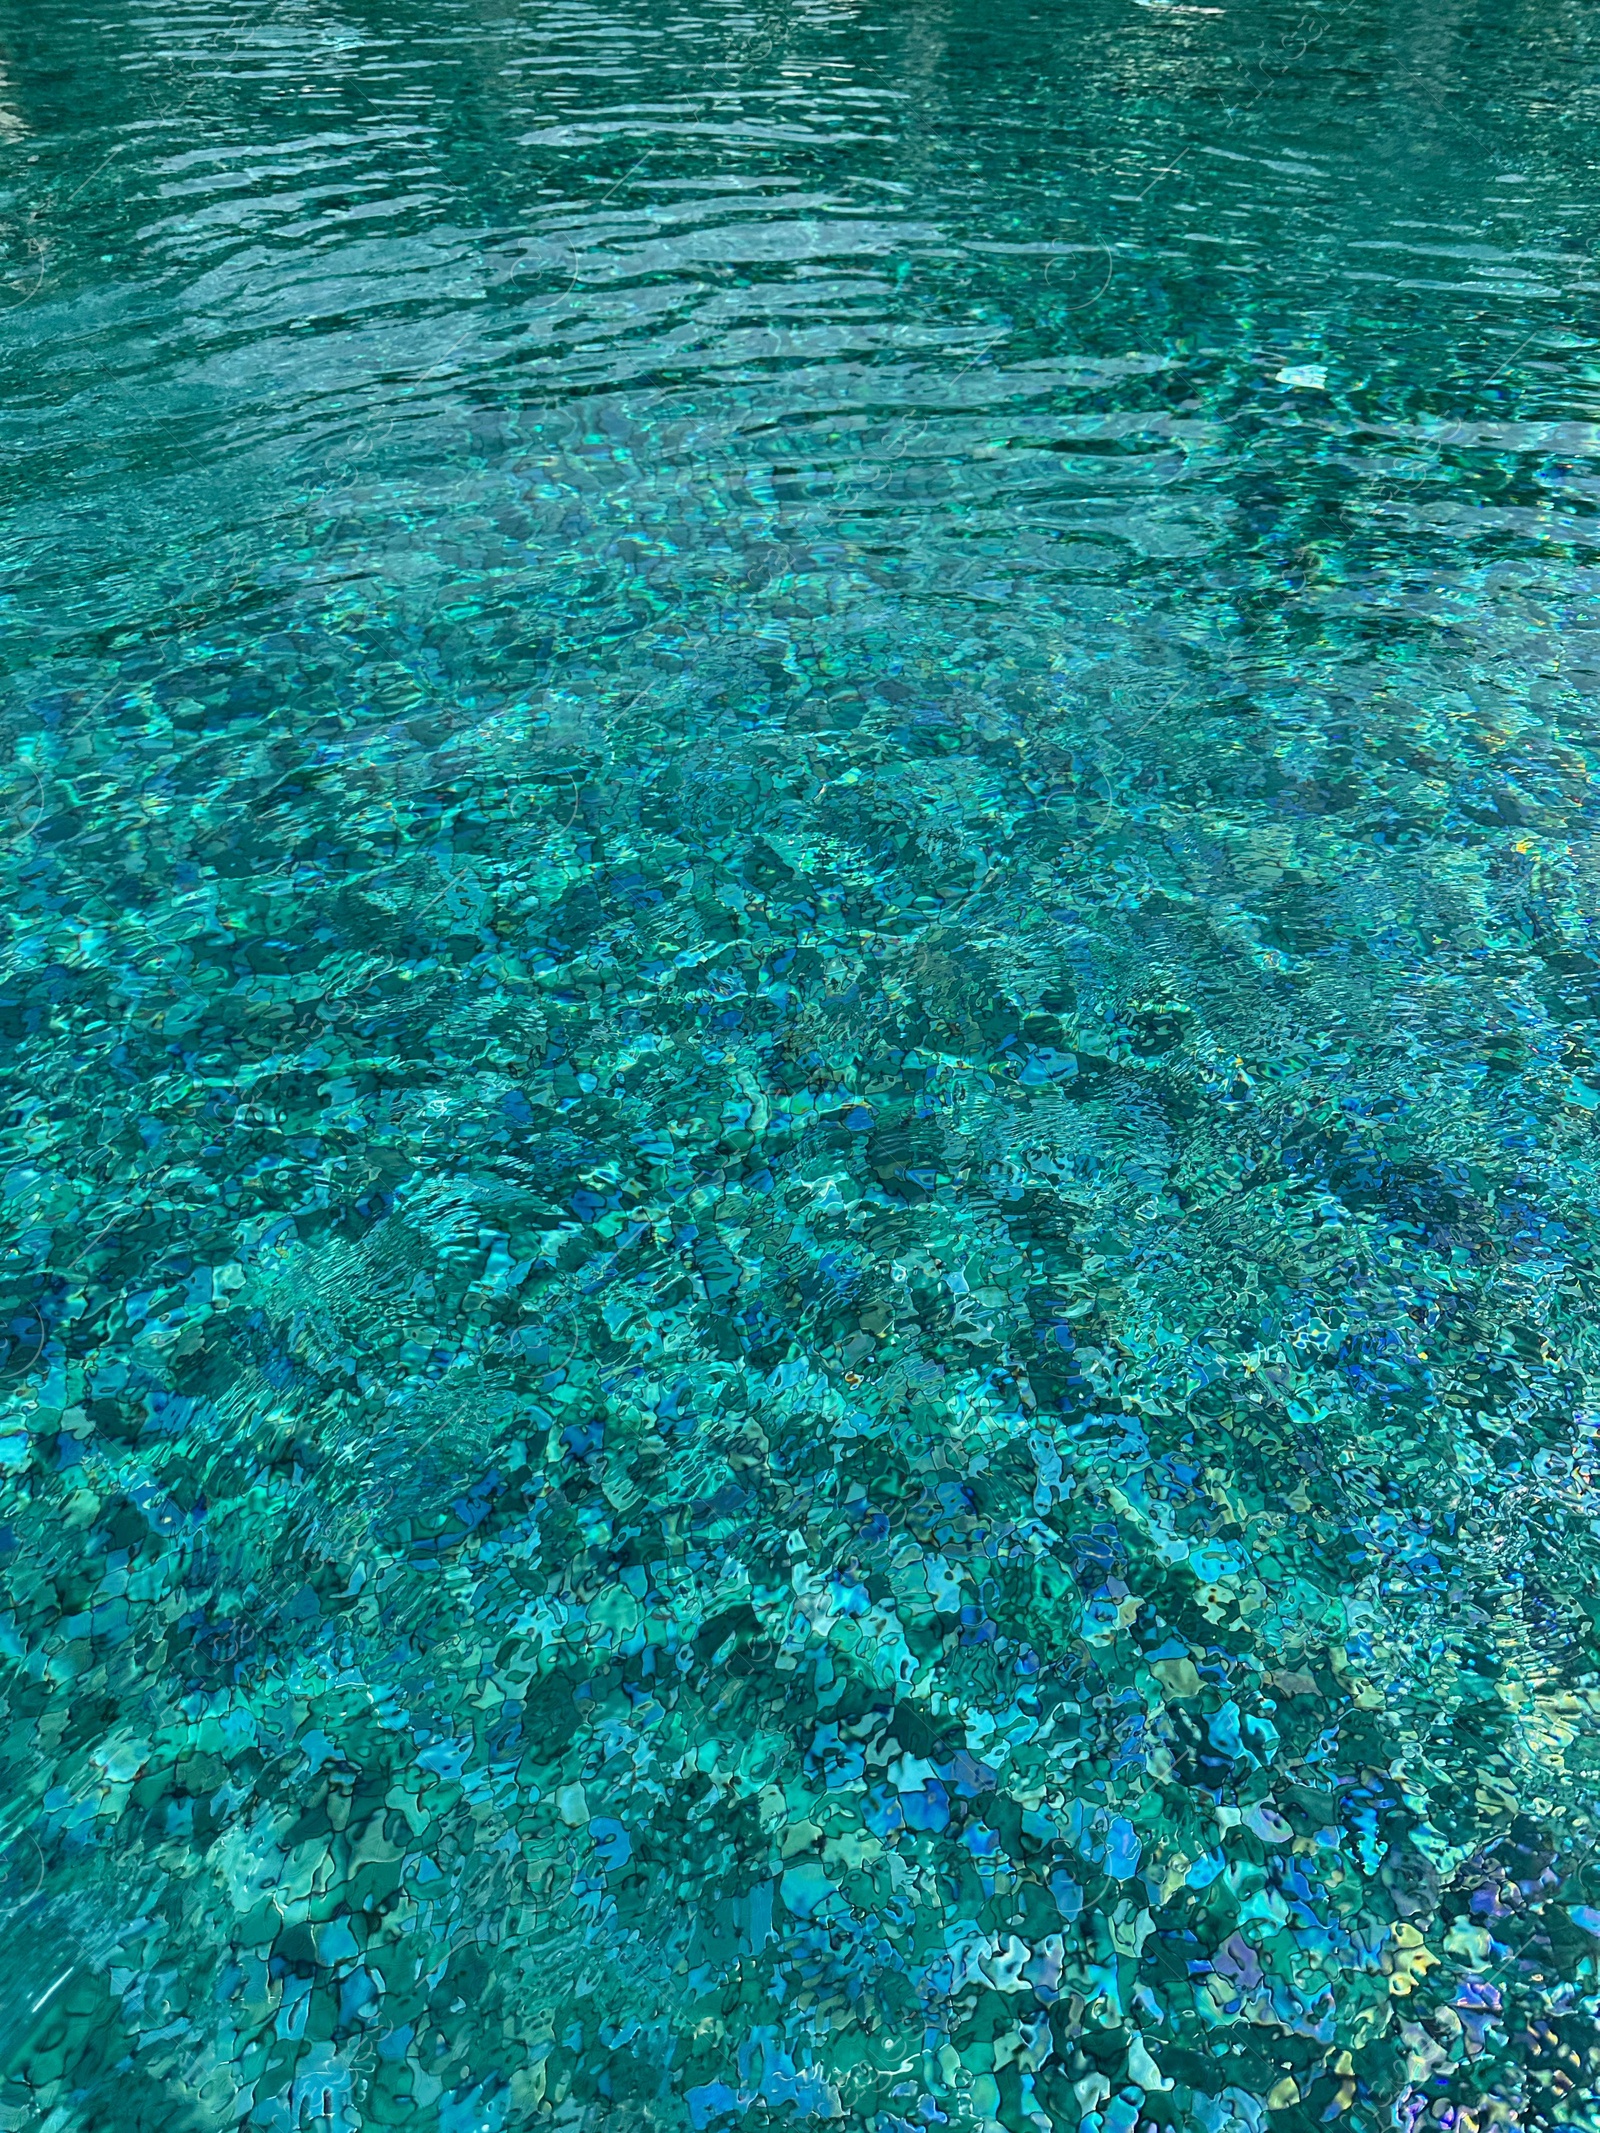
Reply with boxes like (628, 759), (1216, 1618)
(2, 1), (1600, 2127)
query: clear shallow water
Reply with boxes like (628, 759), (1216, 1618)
(2, 0), (1600, 2127)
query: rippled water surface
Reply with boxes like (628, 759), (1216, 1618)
(4, 2), (1600, 2128)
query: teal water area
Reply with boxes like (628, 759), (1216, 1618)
(2, 1), (1600, 2127)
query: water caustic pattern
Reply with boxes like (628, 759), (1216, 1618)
(4, 0), (1600, 2126)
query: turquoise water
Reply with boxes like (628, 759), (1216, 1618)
(3, 0), (1600, 2126)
